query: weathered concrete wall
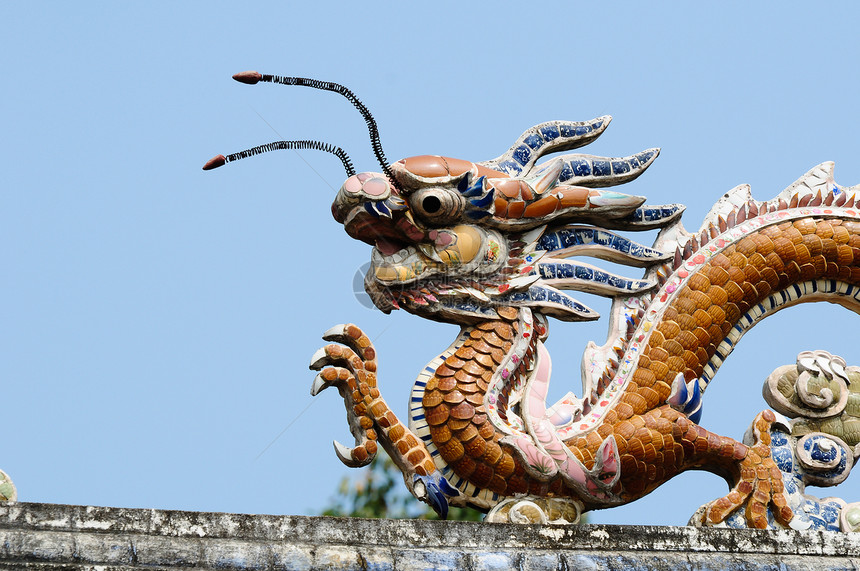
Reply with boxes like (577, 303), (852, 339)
(0, 502), (859, 570)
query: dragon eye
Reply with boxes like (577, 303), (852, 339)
(422, 195), (441, 213)
(410, 188), (463, 224)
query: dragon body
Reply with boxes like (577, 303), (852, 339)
(312, 139), (860, 528)
(207, 73), (860, 528)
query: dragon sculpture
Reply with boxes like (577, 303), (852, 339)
(206, 72), (860, 531)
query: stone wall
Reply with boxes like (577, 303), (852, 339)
(0, 502), (858, 570)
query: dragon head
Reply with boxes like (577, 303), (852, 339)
(331, 135), (677, 325)
(206, 73), (683, 326)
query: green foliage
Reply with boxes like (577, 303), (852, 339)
(320, 456), (483, 521)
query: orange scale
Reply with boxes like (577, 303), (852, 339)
(505, 200), (526, 219)
(401, 155), (449, 178)
(493, 179), (523, 199)
(523, 196), (560, 218)
(557, 187), (589, 208)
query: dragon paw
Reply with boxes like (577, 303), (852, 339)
(700, 410), (793, 529)
(412, 473), (459, 520)
(309, 324), (382, 468)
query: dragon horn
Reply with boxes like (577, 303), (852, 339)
(232, 71), (398, 189)
(478, 117), (611, 177)
(202, 140), (356, 177)
(555, 149), (660, 188)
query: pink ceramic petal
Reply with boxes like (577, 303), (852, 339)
(343, 175), (363, 194)
(362, 177), (389, 197)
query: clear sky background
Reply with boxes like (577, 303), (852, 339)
(4, 3), (860, 526)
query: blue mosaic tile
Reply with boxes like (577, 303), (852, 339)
(569, 158), (592, 177)
(539, 265), (556, 279)
(559, 124), (576, 137)
(460, 175), (486, 197)
(470, 192), (494, 208)
(512, 145), (531, 166)
(808, 438), (837, 463)
(772, 447), (793, 473)
(822, 504), (840, 522)
(363, 202), (380, 217)
(638, 149), (656, 162)
(524, 134), (543, 150)
(791, 284), (803, 298)
(559, 163), (574, 182)
(688, 406), (703, 424)
(375, 201), (391, 217)
(538, 234), (560, 251)
(593, 160), (611, 177)
(539, 125), (560, 141)
(574, 125), (590, 136)
(611, 160), (630, 174)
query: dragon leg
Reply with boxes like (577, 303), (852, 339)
(310, 324), (458, 516)
(568, 405), (790, 528)
(700, 410), (792, 528)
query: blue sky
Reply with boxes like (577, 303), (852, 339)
(3, 3), (860, 525)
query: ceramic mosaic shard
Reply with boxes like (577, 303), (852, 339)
(209, 71), (860, 529)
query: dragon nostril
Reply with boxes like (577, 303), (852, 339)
(422, 195), (442, 214)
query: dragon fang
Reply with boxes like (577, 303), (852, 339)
(207, 72), (860, 530)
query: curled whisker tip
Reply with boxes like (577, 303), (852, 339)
(202, 154), (227, 171)
(232, 71), (262, 85)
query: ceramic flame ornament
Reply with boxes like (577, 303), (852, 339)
(207, 72), (860, 530)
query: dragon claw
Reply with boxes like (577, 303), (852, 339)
(310, 373), (331, 396)
(333, 439), (375, 468)
(308, 347), (329, 370)
(412, 473), (459, 520)
(702, 410), (793, 529)
(321, 324), (349, 340)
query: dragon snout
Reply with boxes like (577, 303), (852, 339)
(332, 172), (404, 224)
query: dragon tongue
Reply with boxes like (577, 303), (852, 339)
(376, 238), (406, 256)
